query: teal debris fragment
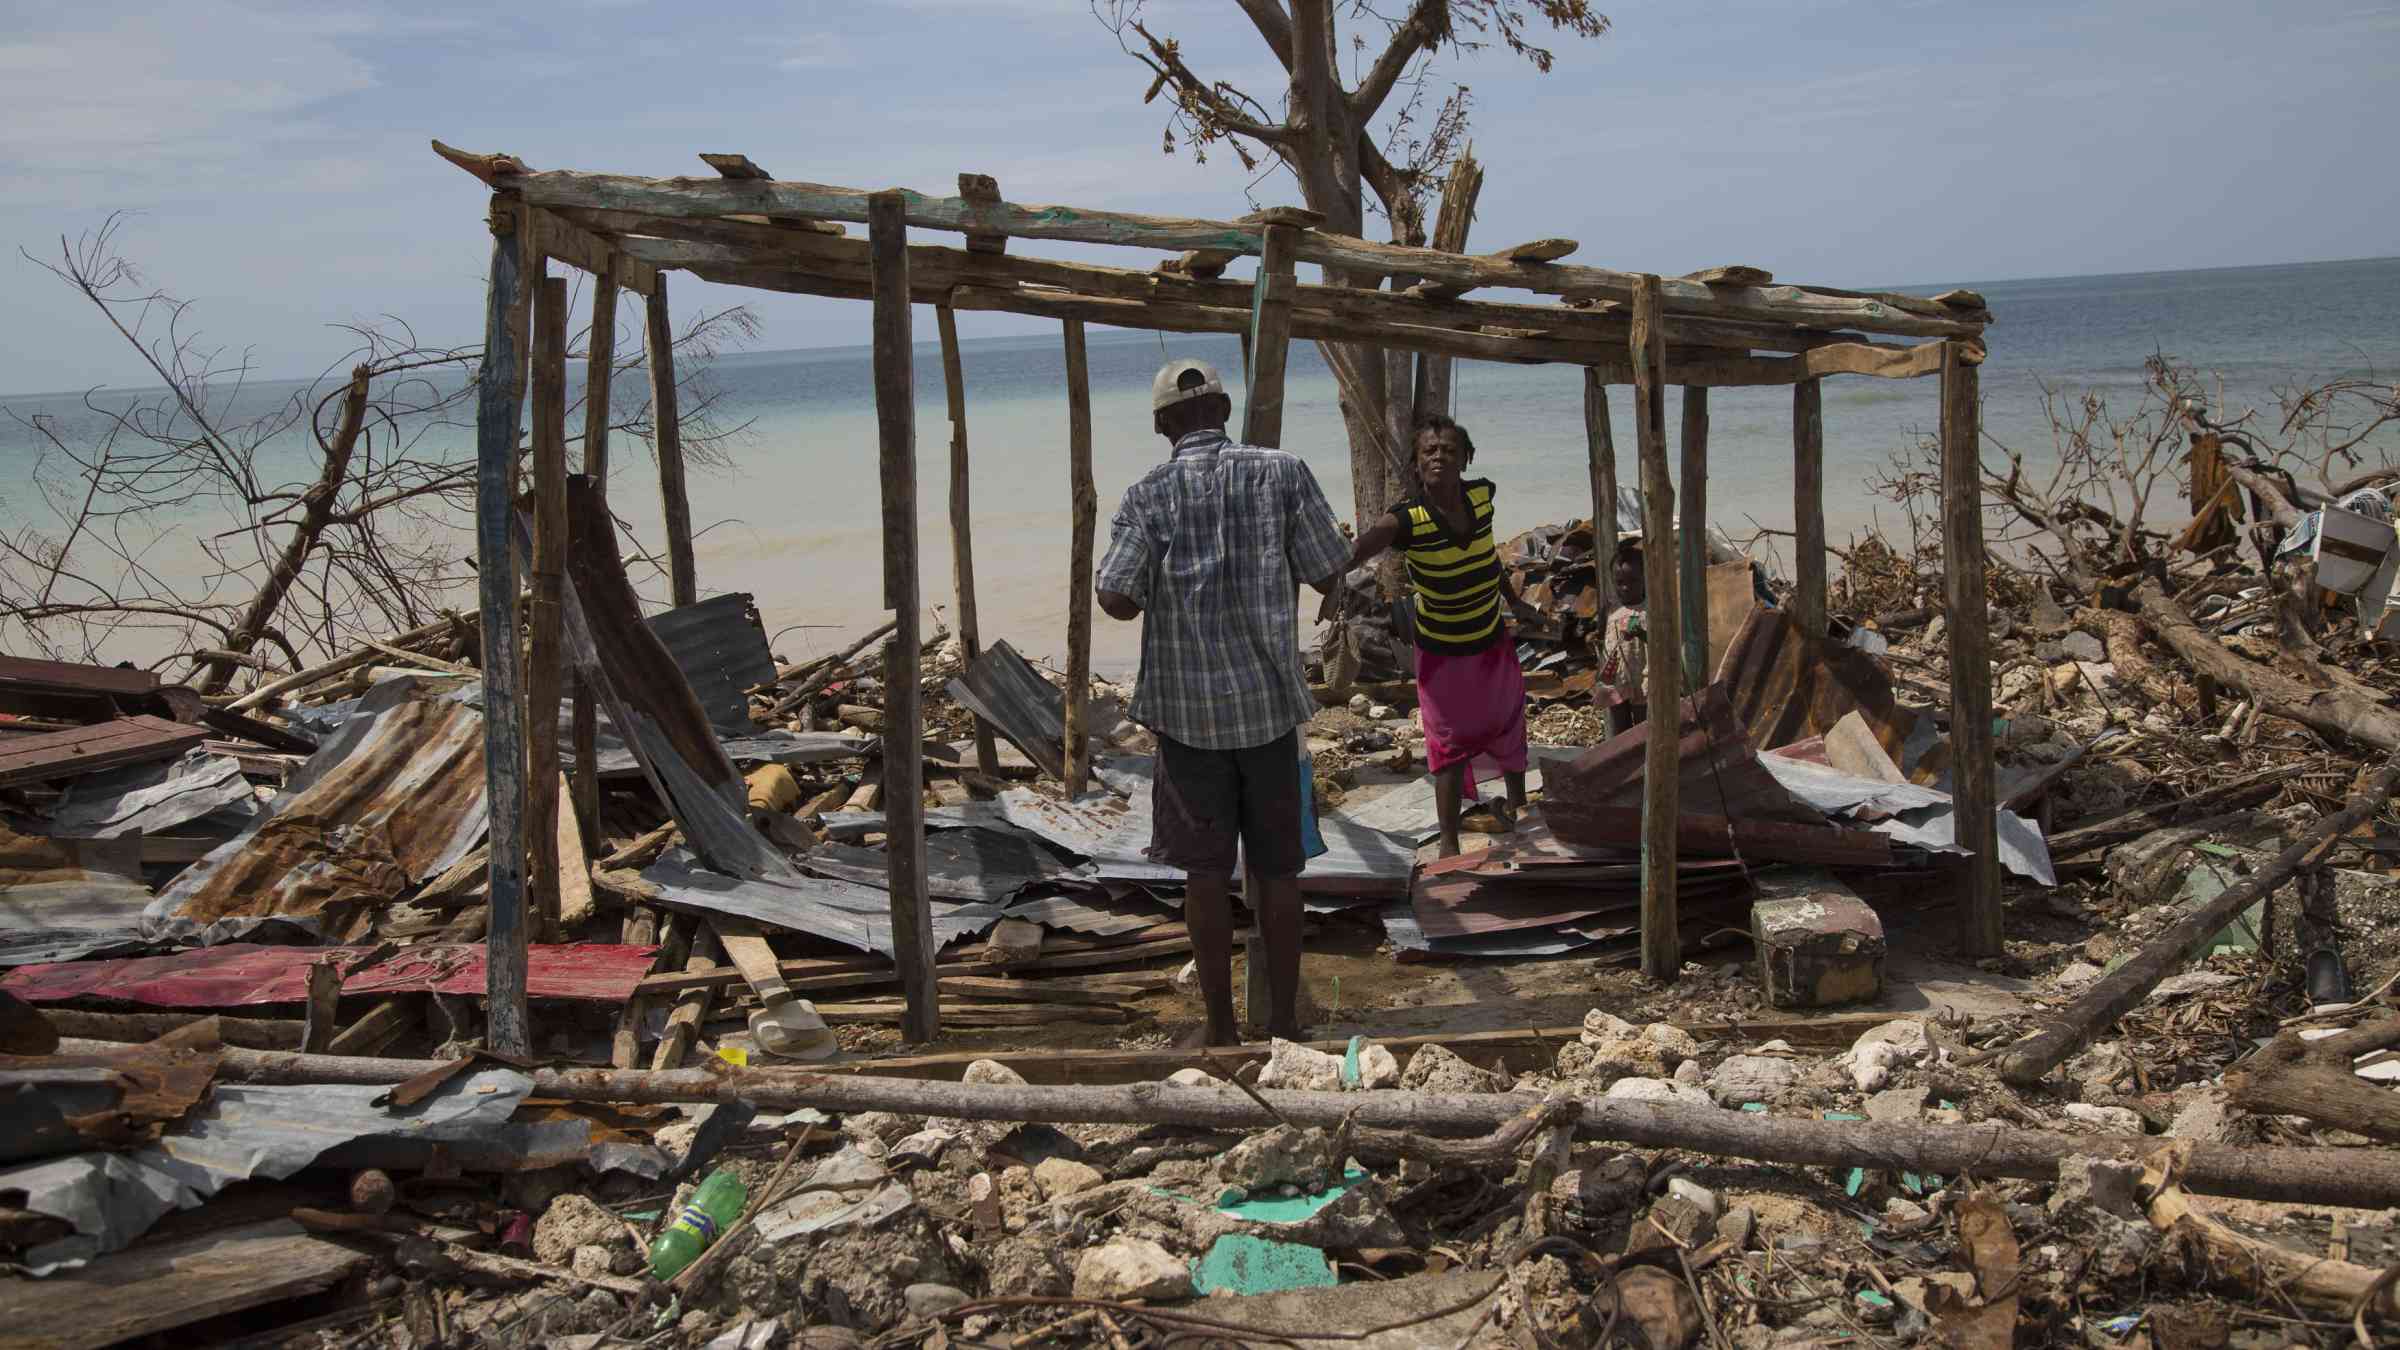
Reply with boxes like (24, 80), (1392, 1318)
(1822, 1112), (1869, 1196)
(2178, 858), (2264, 954)
(1191, 1234), (1337, 1296)
(1343, 1035), (1364, 1088)
(1216, 1167), (1369, 1223)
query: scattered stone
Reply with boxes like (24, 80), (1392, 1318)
(705, 1321), (783, 1350)
(2060, 630), (2106, 663)
(1882, 1197), (1931, 1227)
(1865, 1085), (1929, 1123)
(1368, 704), (1397, 721)
(1554, 1154), (1648, 1223)
(1352, 1039), (1401, 1089)
(1256, 1038), (1348, 1092)
(1717, 1205), (1756, 1251)
(1604, 1076), (1714, 1107)
(888, 1127), (958, 1168)
(1666, 1178), (1720, 1219)
(570, 1244), (616, 1281)
(1708, 1054), (1800, 1106)
(1347, 693), (1372, 714)
(1573, 1012), (1701, 1079)
(1033, 1157), (1105, 1199)
(904, 1283), (972, 1318)
(1593, 1266), (1702, 1350)
(1074, 1238), (1194, 1302)
(1397, 1043), (1508, 1094)
(2061, 1103), (2146, 1134)
(2054, 960), (2105, 989)
(534, 1193), (621, 1266)
(983, 1235), (1071, 1298)
(1217, 1124), (1338, 1195)
(1673, 1058), (1705, 1085)
(1841, 1019), (1935, 1092)
(2168, 1087), (2234, 1143)
(2052, 1155), (2145, 1219)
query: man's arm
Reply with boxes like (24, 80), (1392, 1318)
(1098, 590), (1142, 622)
(1095, 486), (1154, 624)
(1283, 459), (1354, 598)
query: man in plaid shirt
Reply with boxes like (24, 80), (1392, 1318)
(1097, 357), (1348, 1046)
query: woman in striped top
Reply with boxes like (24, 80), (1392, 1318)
(1339, 416), (1541, 857)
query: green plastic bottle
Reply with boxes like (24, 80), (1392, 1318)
(649, 1169), (747, 1280)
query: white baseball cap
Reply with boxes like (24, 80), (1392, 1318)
(1151, 357), (1226, 412)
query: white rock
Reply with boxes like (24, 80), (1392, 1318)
(1604, 1077), (1714, 1107)
(1397, 1043), (1508, 1094)
(1354, 1042), (1402, 1089)
(2060, 630), (2106, 663)
(1581, 1011), (1640, 1045)
(1667, 1178), (1721, 1218)
(1674, 1058), (1705, 1085)
(2168, 1088), (2233, 1142)
(1033, 1157), (1105, 1199)
(1163, 1067), (1215, 1088)
(1865, 1085), (1929, 1124)
(1256, 1038), (1349, 1092)
(1708, 1054), (1799, 1106)
(534, 1194), (620, 1266)
(1368, 704), (1397, 720)
(570, 1244), (617, 1280)
(2051, 1154), (2145, 1219)
(964, 1058), (1028, 1087)
(1882, 1198), (1931, 1227)
(1074, 1238), (1194, 1301)
(1174, 960), (1198, 990)
(1348, 693), (1372, 714)
(1842, 1019), (1935, 1093)
(2061, 1103), (2146, 1134)
(2054, 961), (2105, 989)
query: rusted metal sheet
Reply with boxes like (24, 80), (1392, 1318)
(1714, 606), (1909, 756)
(0, 1021), (222, 1164)
(1541, 800), (1892, 866)
(1547, 683), (1828, 828)
(42, 752), (259, 840)
(947, 639), (1068, 782)
(142, 681), (488, 943)
(1, 942), (659, 1006)
(803, 829), (1078, 903)
(0, 717), (208, 791)
(646, 592), (777, 737)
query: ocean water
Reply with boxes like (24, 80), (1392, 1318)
(5, 257), (2397, 678)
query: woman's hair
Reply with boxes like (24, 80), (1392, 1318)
(1614, 539), (1644, 565)
(1414, 414), (1476, 464)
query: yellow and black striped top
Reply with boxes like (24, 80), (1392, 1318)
(1395, 479), (1505, 654)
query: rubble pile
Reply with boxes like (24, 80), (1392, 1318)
(9, 466), (2400, 1344)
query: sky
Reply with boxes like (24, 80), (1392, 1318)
(2, 0), (2396, 395)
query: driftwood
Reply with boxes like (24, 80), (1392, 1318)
(2132, 576), (2400, 753)
(2143, 1145), (2400, 1328)
(117, 1042), (2400, 1209)
(1998, 748), (2400, 1086)
(2227, 1015), (2400, 1142)
(764, 618), (900, 720)
(2043, 767), (2287, 859)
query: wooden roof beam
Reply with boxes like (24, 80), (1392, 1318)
(702, 153), (844, 236)
(443, 149), (1986, 336)
(525, 207), (659, 297)
(960, 174), (1005, 255)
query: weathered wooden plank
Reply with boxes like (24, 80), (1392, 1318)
(1496, 238), (1578, 263)
(652, 925), (722, 1070)
(700, 153), (772, 179)
(1792, 378), (1827, 638)
(1678, 386), (1710, 688)
(608, 226), (1891, 358)
(959, 172), (1005, 254)
(936, 304), (999, 777)
(1942, 341), (2002, 955)
(1632, 275), (1681, 983)
(472, 161), (1982, 336)
(475, 205), (532, 1058)
(614, 910), (679, 1069)
(582, 254), (620, 490)
(0, 1219), (369, 1350)
(645, 273), (698, 608)
(527, 276), (570, 940)
(1241, 223), (1301, 442)
(1161, 247), (1239, 279)
(0, 716), (205, 789)
(870, 190), (938, 1044)
(1683, 265), (1774, 287)
(519, 203), (659, 296)
(1062, 319), (1096, 797)
(1584, 370), (1618, 617)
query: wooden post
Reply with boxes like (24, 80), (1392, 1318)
(1792, 378), (1827, 639)
(1583, 369), (1618, 618)
(1942, 342), (2003, 956)
(1632, 275), (1682, 983)
(646, 273), (698, 608)
(527, 277), (569, 941)
(1678, 386), (1710, 688)
(574, 260), (620, 833)
(1063, 319), (1096, 797)
(936, 304), (999, 777)
(869, 190), (938, 1043)
(1241, 222), (1301, 446)
(1238, 220), (1301, 1028)
(475, 200), (532, 1057)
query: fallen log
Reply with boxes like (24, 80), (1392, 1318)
(2226, 1014), (2400, 1142)
(2142, 1144), (2400, 1327)
(1998, 747), (2400, 1087)
(221, 614), (472, 712)
(764, 618), (900, 720)
(100, 1040), (2400, 1210)
(2043, 766), (2287, 859)
(2131, 576), (2400, 753)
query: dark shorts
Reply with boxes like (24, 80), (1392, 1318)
(1149, 730), (1305, 879)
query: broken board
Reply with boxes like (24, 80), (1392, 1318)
(0, 1218), (368, 1350)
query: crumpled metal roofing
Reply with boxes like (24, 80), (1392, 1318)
(803, 829), (1082, 904)
(646, 593), (777, 738)
(640, 848), (1006, 958)
(1759, 753), (2056, 885)
(41, 751), (260, 840)
(2, 1066), (530, 1273)
(0, 826), (153, 967)
(946, 639), (1069, 781)
(143, 678), (489, 944)
(3, 941), (659, 1007)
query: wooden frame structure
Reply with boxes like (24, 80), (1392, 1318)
(436, 142), (1997, 1047)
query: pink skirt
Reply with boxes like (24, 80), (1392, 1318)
(1416, 642), (1529, 785)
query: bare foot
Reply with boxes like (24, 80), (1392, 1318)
(1176, 1021), (1241, 1050)
(1437, 837), (1462, 859)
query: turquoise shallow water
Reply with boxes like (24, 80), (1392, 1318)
(5, 257), (2396, 676)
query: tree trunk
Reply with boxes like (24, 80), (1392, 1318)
(199, 366), (371, 694)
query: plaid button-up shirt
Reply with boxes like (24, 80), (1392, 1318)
(1097, 430), (1349, 750)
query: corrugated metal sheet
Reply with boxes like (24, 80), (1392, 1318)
(1548, 685), (1826, 827)
(42, 751), (259, 840)
(1715, 606), (1910, 757)
(820, 802), (1017, 841)
(995, 788), (1183, 883)
(803, 830), (1079, 903)
(2, 941), (659, 1006)
(2, 1068), (530, 1272)
(1758, 754), (2056, 884)
(946, 640), (1067, 782)
(645, 593), (778, 738)
(640, 849), (1005, 958)
(1006, 888), (1174, 937)
(1326, 761), (1553, 841)
(1, 823), (153, 967)
(142, 679), (488, 944)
